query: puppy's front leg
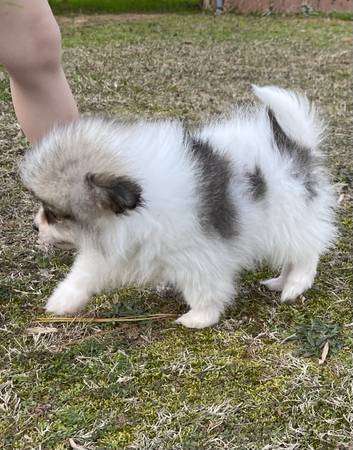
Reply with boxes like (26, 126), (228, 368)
(45, 252), (109, 316)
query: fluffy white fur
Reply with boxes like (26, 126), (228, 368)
(21, 86), (336, 328)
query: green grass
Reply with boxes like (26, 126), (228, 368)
(49, 0), (200, 14)
(0, 13), (352, 450)
(48, 0), (353, 20)
(60, 15), (350, 49)
(321, 10), (353, 20)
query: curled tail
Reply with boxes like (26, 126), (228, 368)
(252, 85), (325, 152)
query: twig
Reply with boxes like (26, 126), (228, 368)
(36, 313), (178, 324)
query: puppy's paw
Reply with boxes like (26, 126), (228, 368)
(175, 308), (220, 329)
(45, 285), (88, 316)
(280, 278), (312, 303)
(260, 276), (285, 292)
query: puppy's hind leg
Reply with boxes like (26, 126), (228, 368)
(175, 273), (235, 329)
(260, 264), (292, 292)
(280, 255), (319, 303)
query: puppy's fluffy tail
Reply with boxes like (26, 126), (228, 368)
(252, 85), (324, 152)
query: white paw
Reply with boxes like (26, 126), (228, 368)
(280, 278), (313, 303)
(45, 285), (88, 316)
(175, 308), (220, 329)
(260, 276), (285, 292)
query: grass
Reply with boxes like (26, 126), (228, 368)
(47, 0), (353, 19)
(0, 13), (352, 450)
(49, 0), (200, 14)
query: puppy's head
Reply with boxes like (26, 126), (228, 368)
(20, 118), (143, 249)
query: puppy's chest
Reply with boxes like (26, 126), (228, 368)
(115, 242), (167, 285)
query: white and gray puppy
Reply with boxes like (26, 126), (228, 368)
(20, 86), (336, 328)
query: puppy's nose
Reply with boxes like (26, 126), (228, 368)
(32, 223), (39, 232)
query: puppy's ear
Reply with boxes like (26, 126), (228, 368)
(85, 173), (143, 214)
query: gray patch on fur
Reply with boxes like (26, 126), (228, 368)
(268, 108), (318, 199)
(188, 137), (237, 239)
(246, 166), (267, 201)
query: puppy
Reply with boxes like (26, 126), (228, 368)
(20, 86), (336, 328)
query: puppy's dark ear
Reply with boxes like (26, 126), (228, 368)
(85, 173), (143, 214)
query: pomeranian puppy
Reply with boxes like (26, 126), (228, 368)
(20, 86), (336, 328)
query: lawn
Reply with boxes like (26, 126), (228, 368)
(0, 13), (352, 450)
(49, 0), (200, 14)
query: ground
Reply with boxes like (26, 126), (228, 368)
(0, 13), (352, 450)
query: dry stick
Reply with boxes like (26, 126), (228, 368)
(36, 313), (178, 324)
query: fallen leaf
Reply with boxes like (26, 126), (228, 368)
(319, 341), (330, 365)
(69, 438), (88, 450)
